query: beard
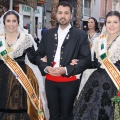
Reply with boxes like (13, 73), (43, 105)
(57, 18), (69, 26)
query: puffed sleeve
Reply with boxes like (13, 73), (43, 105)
(26, 46), (37, 65)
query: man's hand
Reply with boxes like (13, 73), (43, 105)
(46, 66), (66, 76)
(46, 66), (53, 73)
(55, 67), (66, 76)
(46, 66), (60, 76)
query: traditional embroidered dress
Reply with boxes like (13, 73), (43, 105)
(88, 32), (100, 47)
(73, 35), (120, 120)
(0, 33), (38, 120)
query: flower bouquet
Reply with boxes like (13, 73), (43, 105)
(111, 91), (120, 120)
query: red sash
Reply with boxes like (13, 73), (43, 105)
(46, 74), (77, 82)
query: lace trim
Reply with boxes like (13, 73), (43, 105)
(0, 33), (33, 59)
(7, 33), (33, 58)
(94, 35), (120, 68)
(108, 36), (120, 63)
(88, 32), (100, 42)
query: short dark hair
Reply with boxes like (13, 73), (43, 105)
(88, 17), (100, 33)
(105, 11), (120, 25)
(3, 10), (19, 25)
(57, 1), (72, 13)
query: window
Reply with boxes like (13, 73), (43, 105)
(84, 0), (91, 8)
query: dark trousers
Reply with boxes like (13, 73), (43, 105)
(45, 79), (80, 120)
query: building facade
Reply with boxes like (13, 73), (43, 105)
(90, 0), (113, 28)
(44, 0), (114, 29)
(112, 0), (120, 12)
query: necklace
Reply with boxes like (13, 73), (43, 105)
(107, 35), (119, 50)
(5, 33), (20, 53)
(88, 30), (96, 39)
(88, 31), (96, 48)
(107, 35), (119, 56)
(5, 33), (20, 47)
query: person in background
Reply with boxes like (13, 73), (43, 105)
(0, 10), (44, 120)
(73, 11), (120, 120)
(87, 17), (101, 48)
(36, 1), (91, 120)
(73, 17), (101, 94)
(41, 26), (48, 37)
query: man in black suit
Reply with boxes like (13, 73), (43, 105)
(36, 1), (91, 120)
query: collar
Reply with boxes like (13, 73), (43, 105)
(58, 24), (71, 33)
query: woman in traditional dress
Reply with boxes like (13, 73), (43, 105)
(73, 11), (120, 120)
(0, 10), (43, 120)
(77, 17), (101, 94)
(87, 17), (101, 48)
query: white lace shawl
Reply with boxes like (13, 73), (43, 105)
(92, 35), (120, 68)
(0, 33), (34, 59)
(88, 32), (100, 43)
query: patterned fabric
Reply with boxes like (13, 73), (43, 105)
(114, 103), (120, 120)
(93, 35), (120, 65)
(73, 35), (120, 120)
(88, 32), (100, 44)
(0, 32), (37, 120)
(73, 69), (116, 120)
(0, 60), (30, 120)
(6, 33), (33, 59)
(26, 65), (39, 120)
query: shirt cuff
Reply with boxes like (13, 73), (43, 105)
(44, 67), (48, 73)
(64, 67), (68, 75)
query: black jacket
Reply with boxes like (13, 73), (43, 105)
(36, 26), (91, 77)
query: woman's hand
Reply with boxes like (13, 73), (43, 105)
(70, 59), (79, 65)
(41, 56), (47, 62)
